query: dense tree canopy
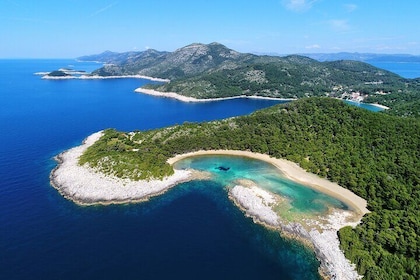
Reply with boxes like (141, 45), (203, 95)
(80, 98), (419, 279)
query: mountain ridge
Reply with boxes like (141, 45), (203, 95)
(78, 42), (420, 117)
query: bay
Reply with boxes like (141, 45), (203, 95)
(175, 155), (348, 212)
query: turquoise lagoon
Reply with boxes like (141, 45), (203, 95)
(174, 155), (348, 219)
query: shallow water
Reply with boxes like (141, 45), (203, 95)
(174, 155), (348, 218)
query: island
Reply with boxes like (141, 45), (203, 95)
(39, 42), (420, 117)
(35, 68), (88, 79)
(77, 42), (420, 118)
(50, 98), (420, 279)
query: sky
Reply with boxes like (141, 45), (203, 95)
(1, 0), (420, 58)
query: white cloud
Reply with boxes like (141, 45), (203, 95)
(305, 44), (321, 49)
(328, 19), (351, 32)
(90, 2), (118, 18)
(344, 4), (358, 13)
(375, 45), (406, 52)
(282, 0), (318, 12)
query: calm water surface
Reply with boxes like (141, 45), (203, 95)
(369, 61), (420, 79)
(0, 59), (323, 279)
(2, 58), (404, 279)
(174, 155), (347, 216)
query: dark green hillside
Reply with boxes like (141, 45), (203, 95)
(80, 43), (420, 117)
(150, 58), (405, 100)
(365, 84), (420, 118)
(91, 42), (256, 79)
(80, 98), (419, 279)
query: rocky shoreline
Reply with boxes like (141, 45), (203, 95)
(50, 131), (192, 206)
(135, 88), (295, 102)
(229, 184), (361, 280)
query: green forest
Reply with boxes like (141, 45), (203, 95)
(79, 98), (419, 279)
(146, 58), (420, 118)
(148, 58), (411, 99)
(84, 42), (420, 118)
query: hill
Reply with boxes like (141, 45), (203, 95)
(151, 56), (404, 100)
(78, 43), (420, 117)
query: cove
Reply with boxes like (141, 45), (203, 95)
(171, 153), (364, 279)
(174, 155), (349, 220)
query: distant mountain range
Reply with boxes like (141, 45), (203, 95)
(78, 43), (420, 81)
(298, 53), (420, 63)
(78, 42), (420, 117)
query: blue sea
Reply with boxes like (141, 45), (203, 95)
(369, 61), (420, 79)
(0, 59), (322, 280)
(0, 59), (407, 279)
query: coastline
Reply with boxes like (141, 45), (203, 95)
(168, 150), (369, 216)
(135, 88), (295, 103)
(41, 76), (77, 80)
(51, 133), (367, 279)
(50, 131), (192, 206)
(344, 99), (389, 110)
(229, 184), (362, 280)
(37, 73), (170, 82)
(52, 138), (369, 214)
(170, 150), (368, 279)
(79, 75), (170, 82)
(370, 103), (390, 110)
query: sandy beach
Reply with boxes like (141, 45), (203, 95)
(135, 88), (295, 103)
(371, 103), (390, 110)
(345, 99), (389, 110)
(170, 150), (368, 279)
(168, 150), (369, 216)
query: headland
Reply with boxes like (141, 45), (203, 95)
(50, 131), (192, 206)
(51, 132), (368, 279)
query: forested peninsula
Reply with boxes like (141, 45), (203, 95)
(70, 43), (420, 278)
(75, 98), (419, 279)
(79, 42), (420, 118)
